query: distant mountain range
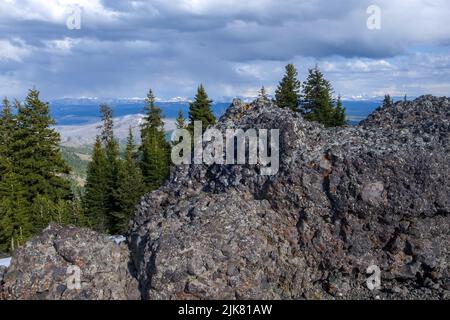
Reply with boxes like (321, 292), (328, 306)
(56, 114), (177, 147)
(50, 97), (392, 147)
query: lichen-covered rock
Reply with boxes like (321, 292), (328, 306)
(1, 224), (139, 300)
(1, 96), (448, 300)
(129, 96), (449, 300)
(0, 266), (7, 293)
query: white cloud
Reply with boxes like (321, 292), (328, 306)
(45, 37), (79, 54)
(0, 0), (121, 24)
(345, 60), (394, 73)
(0, 38), (30, 62)
(1, 0), (450, 99)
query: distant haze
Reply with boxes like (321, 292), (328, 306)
(56, 114), (177, 147)
(53, 99), (383, 147)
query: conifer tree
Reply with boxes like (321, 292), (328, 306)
(275, 64), (301, 112)
(141, 89), (163, 139)
(112, 128), (145, 234)
(11, 89), (72, 203)
(8, 89), (72, 237)
(300, 65), (346, 127)
(0, 164), (31, 253)
(99, 104), (122, 232)
(0, 98), (15, 149)
(83, 136), (109, 232)
(140, 89), (170, 191)
(334, 95), (347, 126)
(99, 104), (114, 144)
(188, 84), (216, 133)
(175, 109), (186, 129)
(0, 97), (15, 176)
(383, 94), (394, 108)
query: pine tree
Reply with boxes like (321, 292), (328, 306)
(141, 89), (164, 139)
(0, 97), (15, 176)
(140, 89), (170, 191)
(300, 65), (346, 127)
(175, 109), (186, 129)
(9, 89), (72, 236)
(383, 94), (394, 108)
(275, 64), (301, 112)
(0, 97), (30, 252)
(0, 98), (15, 151)
(99, 104), (114, 144)
(112, 128), (145, 234)
(334, 96), (347, 126)
(188, 84), (216, 133)
(99, 104), (124, 231)
(11, 89), (72, 203)
(83, 136), (109, 232)
(0, 165), (31, 253)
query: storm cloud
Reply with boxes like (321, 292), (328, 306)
(1, 0), (450, 99)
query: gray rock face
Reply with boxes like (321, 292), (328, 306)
(129, 96), (449, 299)
(0, 266), (6, 292)
(1, 96), (448, 300)
(1, 224), (139, 300)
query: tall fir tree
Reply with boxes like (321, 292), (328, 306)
(112, 128), (145, 234)
(10, 89), (72, 235)
(383, 94), (394, 108)
(140, 89), (171, 191)
(11, 89), (72, 203)
(175, 109), (186, 129)
(334, 95), (347, 126)
(188, 84), (216, 133)
(275, 64), (301, 112)
(0, 91), (89, 252)
(99, 104), (114, 144)
(300, 65), (346, 127)
(0, 160), (31, 253)
(83, 136), (109, 232)
(0, 97), (15, 176)
(99, 104), (121, 232)
(141, 89), (164, 137)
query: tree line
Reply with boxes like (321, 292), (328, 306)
(0, 64), (347, 253)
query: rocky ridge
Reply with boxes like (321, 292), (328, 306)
(1, 95), (449, 300)
(129, 95), (449, 299)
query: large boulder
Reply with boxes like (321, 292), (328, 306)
(129, 96), (449, 299)
(1, 224), (139, 300)
(1, 96), (448, 300)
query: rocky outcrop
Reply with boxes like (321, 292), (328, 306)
(129, 96), (449, 299)
(2, 96), (449, 300)
(0, 266), (6, 292)
(1, 224), (139, 300)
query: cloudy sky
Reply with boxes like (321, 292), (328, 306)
(1, 0), (450, 100)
